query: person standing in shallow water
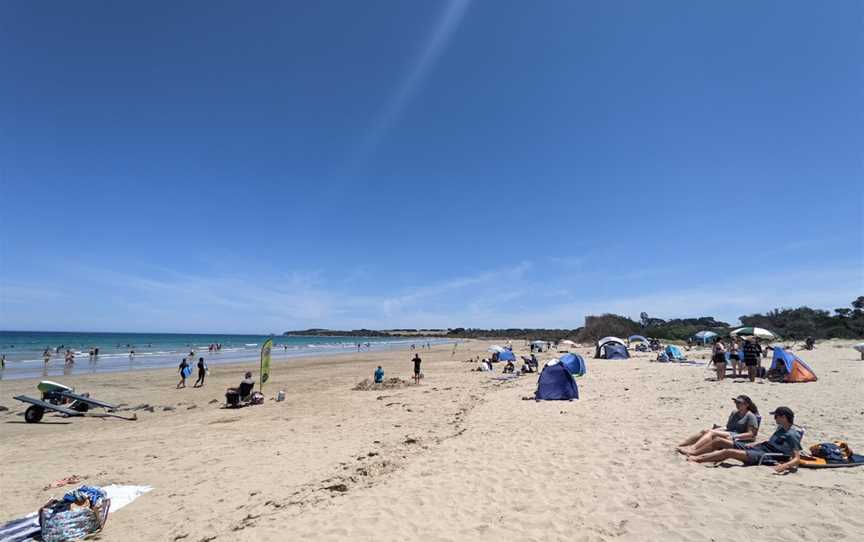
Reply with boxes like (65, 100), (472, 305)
(411, 353), (422, 384)
(194, 357), (207, 387)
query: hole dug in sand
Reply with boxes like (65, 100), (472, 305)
(352, 377), (414, 391)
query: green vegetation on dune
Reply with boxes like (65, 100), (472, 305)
(285, 297), (864, 342)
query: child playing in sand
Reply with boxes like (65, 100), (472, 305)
(374, 366), (384, 383)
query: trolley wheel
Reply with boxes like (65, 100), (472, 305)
(25, 405), (45, 423)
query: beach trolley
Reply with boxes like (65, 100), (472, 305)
(13, 381), (134, 423)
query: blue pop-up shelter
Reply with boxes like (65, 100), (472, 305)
(534, 363), (579, 400)
(665, 345), (687, 361)
(559, 353), (586, 376)
(693, 331), (718, 345)
(497, 350), (516, 362)
(769, 349), (817, 383)
(604, 343), (629, 359)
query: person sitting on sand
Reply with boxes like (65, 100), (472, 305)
(374, 365), (384, 383)
(687, 407), (802, 474)
(503, 360), (515, 374)
(678, 395), (760, 456)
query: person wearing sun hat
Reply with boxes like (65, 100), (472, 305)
(677, 395), (760, 455)
(688, 406), (802, 474)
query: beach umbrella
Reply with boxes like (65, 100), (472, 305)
(487, 345), (505, 353)
(730, 327), (776, 340)
(694, 331), (718, 339)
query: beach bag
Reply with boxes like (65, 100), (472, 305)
(40, 487), (110, 542)
(810, 442), (850, 464)
(250, 391), (265, 405)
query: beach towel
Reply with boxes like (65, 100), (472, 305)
(799, 455), (864, 468)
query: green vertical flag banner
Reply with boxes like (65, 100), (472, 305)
(260, 338), (273, 388)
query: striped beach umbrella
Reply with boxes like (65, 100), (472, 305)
(730, 327), (776, 340)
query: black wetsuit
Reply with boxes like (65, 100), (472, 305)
(195, 359), (206, 386)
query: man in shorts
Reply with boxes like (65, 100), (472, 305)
(687, 406), (802, 474)
(411, 354), (422, 384)
(742, 337), (763, 382)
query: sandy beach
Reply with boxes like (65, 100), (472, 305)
(1, 340), (862, 541)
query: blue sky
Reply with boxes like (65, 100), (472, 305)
(1, 1), (862, 333)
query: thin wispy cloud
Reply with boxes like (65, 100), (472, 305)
(1, 259), (859, 333)
(352, 0), (472, 164)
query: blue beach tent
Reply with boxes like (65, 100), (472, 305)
(595, 337), (630, 359)
(603, 344), (630, 359)
(559, 353), (586, 376)
(665, 345), (687, 361)
(769, 349), (817, 383)
(534, 363), (579, 400)
(498, 350), (516, 362)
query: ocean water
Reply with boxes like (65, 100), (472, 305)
(0, 331), (452, 380)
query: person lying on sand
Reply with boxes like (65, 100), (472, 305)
(687, 407), (802, 474)
(678, 395), (760, 455)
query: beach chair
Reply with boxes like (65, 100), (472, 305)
(730, 415), (762, 445)
(225, 381), (255, 408)
(756, 426), (806, 466)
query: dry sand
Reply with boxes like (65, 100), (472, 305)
(1, 340), (862, 541)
